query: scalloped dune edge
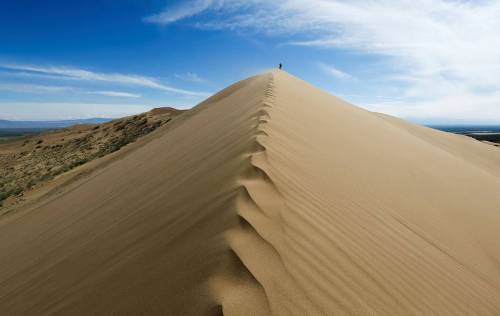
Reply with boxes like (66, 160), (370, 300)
(1, 71), (500, 315)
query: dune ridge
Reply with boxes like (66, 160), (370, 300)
(1, 71), (500, 315)
(213, 75), (322, 315)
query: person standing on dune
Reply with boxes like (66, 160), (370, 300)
(279, 63), (282, 70)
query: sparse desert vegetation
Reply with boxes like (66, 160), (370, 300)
(0, 108), (183, 206)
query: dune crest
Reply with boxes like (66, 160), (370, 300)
(1, 71), (500, 315)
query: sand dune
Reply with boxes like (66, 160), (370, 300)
(1, 71), (500, 315)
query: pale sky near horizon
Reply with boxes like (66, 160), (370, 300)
(1, 0), (500, 124)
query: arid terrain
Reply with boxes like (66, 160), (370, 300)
(0, 107), (183, 207)
(1, 71), (500, 315)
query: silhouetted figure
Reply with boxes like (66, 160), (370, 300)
(279, 63), (282, 70)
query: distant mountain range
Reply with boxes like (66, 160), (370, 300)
(0, 118), (112, 129)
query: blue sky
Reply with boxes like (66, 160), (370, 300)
(1, 0), (500, 124)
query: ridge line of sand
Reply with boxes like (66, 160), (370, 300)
(217, 72), (324, 315)
(207, 73), (277, 315)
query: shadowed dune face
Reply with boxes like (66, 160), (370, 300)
(1, 71), (500, 315)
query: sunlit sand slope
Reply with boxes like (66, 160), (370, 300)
(1, 71), (500, 315)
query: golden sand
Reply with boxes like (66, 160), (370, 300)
(1, 71), (500, 315)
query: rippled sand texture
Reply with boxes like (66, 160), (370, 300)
(1, 71), (500, 315)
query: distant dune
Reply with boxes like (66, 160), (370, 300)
(0, 107), (183, 207)
(1, 71), (500, 315)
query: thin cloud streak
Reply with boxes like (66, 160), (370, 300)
(144, 0), (218, 25)
(318, 62), (355, 80)
(91, 91), (141, 98)
(0, 83), (76, 93)
(0, 83), (142, 98)
(175, 72), (207, 83)
(0, 64), (209, 97)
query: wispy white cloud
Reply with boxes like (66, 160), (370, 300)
(90, 91), (141, 98)
(318, 62), (355, 80)
(175, 72), (206, 83)
(0, 83), (141, 98)
(0, 83), (76, 94)
(146, 0), (500, 122)
(144, 0), (219, 25)
(0, 64), (209, 97)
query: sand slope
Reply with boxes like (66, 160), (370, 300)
(1, 71), (500, 315)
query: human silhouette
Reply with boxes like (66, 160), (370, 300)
(279, 63), (282, 70)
